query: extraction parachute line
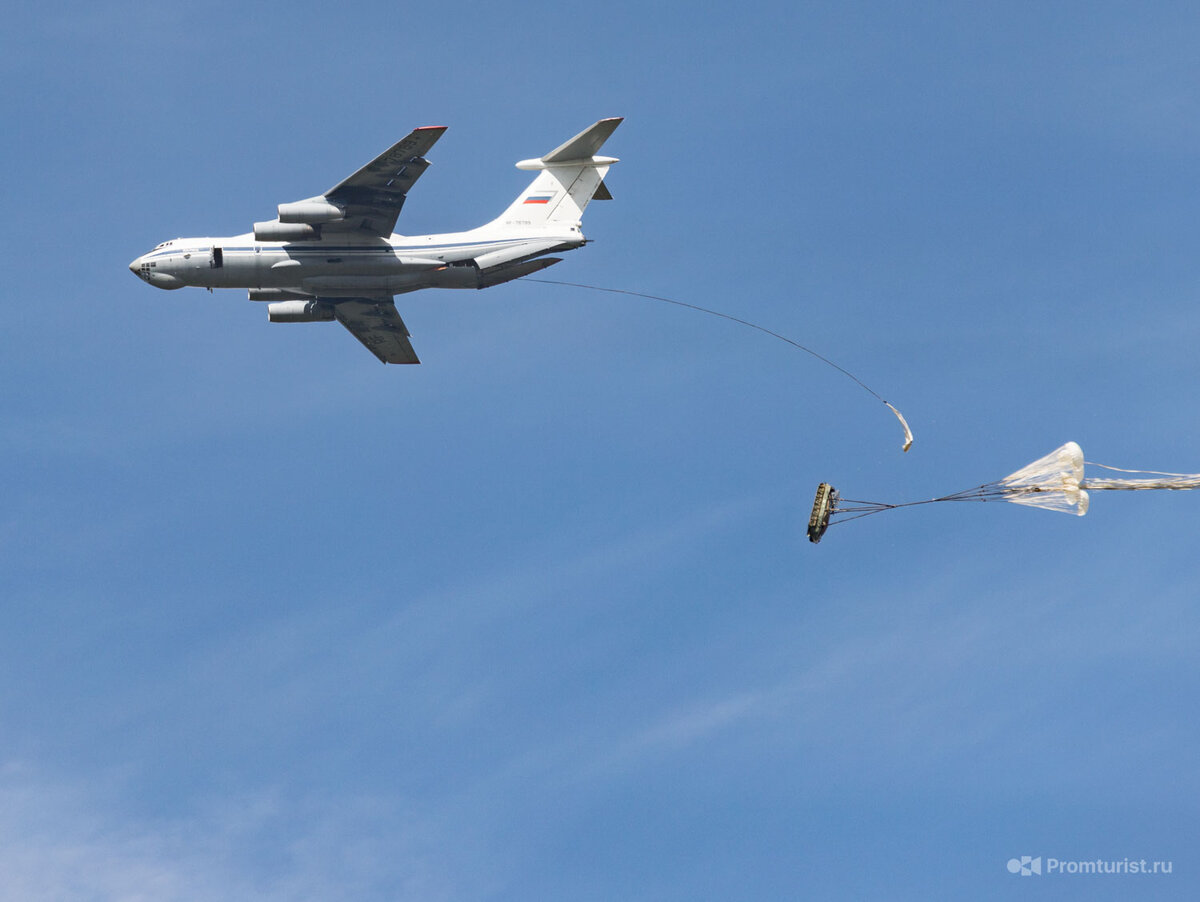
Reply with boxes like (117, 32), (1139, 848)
(808, 441), (1200, 543)
(1081, 460), (1200, 491)
(525, 278), (914, 453)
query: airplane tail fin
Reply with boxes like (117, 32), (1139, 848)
(486, 118), (622, 230)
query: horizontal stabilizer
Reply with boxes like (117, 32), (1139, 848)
(478, 257), (562, 288)
(542, 118), (623, 163)
(473, 239), (566, 271)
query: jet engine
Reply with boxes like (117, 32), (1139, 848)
(267, 300), (336, 323)
(277, 200), (345, 224)
(254, 221), (321, 241)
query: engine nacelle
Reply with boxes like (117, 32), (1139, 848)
(267, 300), (336, 323)
(254, 220), (320, 241)
(277, 200), (345, 224)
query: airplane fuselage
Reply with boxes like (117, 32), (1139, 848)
(130, 225), (583, 296)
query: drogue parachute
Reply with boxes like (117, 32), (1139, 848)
(807, 442), (1200, 543)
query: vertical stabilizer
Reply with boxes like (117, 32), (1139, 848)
(487, 118), (622, 230)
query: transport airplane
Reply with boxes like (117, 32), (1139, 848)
(129, 118), (621, 363)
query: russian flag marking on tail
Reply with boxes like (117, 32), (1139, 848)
(523, 194), (554, 205)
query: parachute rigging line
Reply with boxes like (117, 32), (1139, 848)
(806, 441), (1200, 543)
(525, 278), (914, 452)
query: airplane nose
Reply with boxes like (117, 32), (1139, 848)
(129, 254), (184, 290)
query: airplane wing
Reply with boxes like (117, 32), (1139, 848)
(332, 298), (420, 364)
(319, 126), (447, 237)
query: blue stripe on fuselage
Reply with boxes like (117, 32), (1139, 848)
(146, 238), (529, 257)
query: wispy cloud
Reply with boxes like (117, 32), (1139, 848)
(0, 762), (455, 902)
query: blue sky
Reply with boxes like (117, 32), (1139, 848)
(3, 1), (1199, 898)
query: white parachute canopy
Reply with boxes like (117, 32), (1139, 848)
(997, 440), (1200, 514)
(808, 441), (1200, 542)
(997, 441), (1088, 515)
